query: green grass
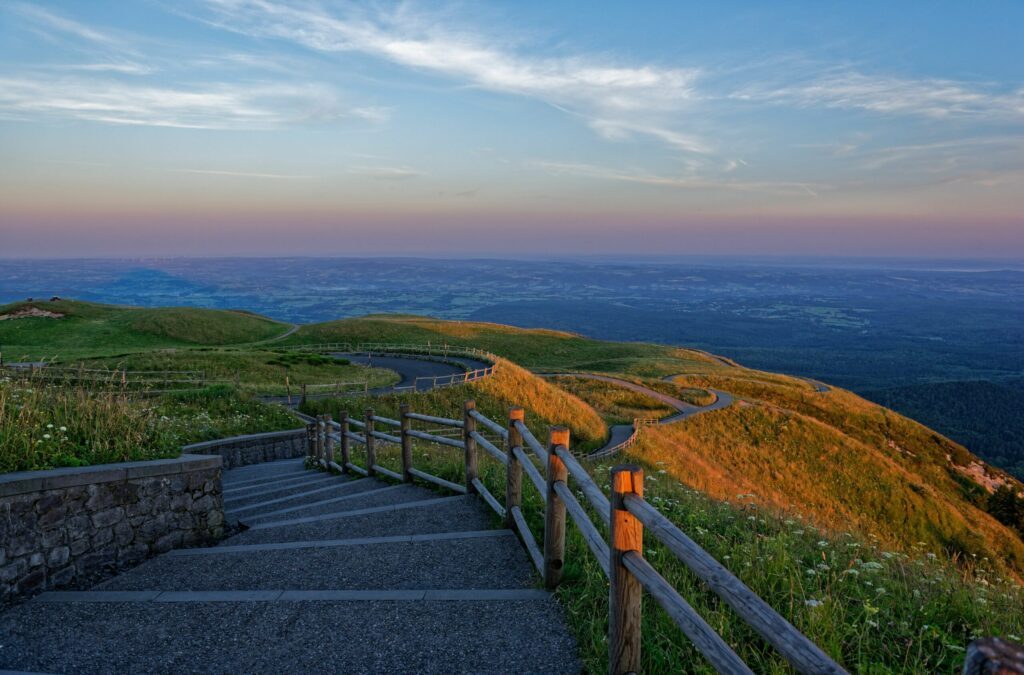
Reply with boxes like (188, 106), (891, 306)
(282, 315), (726, 374)
(548, 375), (676, 424)
(74, 349), (398, 395)
(0, 380), (298, 473)
(0, 299), (289, 360)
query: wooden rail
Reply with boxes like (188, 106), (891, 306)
(301, 397), (1010, 674)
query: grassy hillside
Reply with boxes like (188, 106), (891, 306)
(284, 315), (726, 374)
(76, 349), (398, 395)
(866, 379), (1024, 480)
(0, 299), (289, 360)
(303, 356), (609, 451)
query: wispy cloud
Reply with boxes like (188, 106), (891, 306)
(533, 161), (825, 197)
(172, 168), (311, 179)
(349, 166), (421, 180)
(189, 0), (707, 153)
(734, 71), (1024, 121)
(58, 62), (154, 75)
(9, 3), (120, 46)
(0, 76), (378, 130)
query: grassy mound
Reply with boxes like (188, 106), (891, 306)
(284, 315), (724, 373)
(0, 300), (288, 360)
(0, 381), (297, 473)
(302, 356), (608, 452)
(75, 349), (397, 395)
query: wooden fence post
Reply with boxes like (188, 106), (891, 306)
(506, 407), (525, 529)
(315, 415), (325, 461)
(323, 414), (334, 464)
(464, 400), (478, 493)
(365, 408), (376, 476)
(963, 638), (1024, 674)
(400, 403), (413, 482)
(306, 422), (317, 459)
(609, 465), (644, 675)
(300, 383), (307, 407)
(544, 426), (570, 590)
(338, 411), (350, 473)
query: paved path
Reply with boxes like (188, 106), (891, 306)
(334, 353), (491, 393)
(541, 373), (733, 457)
(260, 352), (493, 405)
(0, 459), (578, 674)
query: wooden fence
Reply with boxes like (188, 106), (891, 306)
(590, 417), (660, 459)
(301, 399), (854, 674)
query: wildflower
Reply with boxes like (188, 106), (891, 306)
(817, 540), (828, 547)
(59, 426), (67, 432)
(805, 599), (823, 608)
(43, 433), (51, 440)
(47, 423), (54, 428)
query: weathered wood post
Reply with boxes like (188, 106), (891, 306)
(505, 407), (525, 529)
(963, 638), (1024, 674)
(364, 408), (376, 476)
(609, 465), (644, 675)
(323, 414), (334, 465)
(300, 383), (307, 407)
(544, 426), (570, 590)
(285, 375), (291, 405)
(463, 400), (478, 493)
(400, 403), (413, 483)
(338, 410), (350, 473)
(306, 421), (317, 459)
(315, 415), (325, 461)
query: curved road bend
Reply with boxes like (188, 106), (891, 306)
(539, 372), (733, 456)
(334, 353), (491, 393)
(259, 352), (491, 405)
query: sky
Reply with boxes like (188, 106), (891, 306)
(1, 1), (1022, 258)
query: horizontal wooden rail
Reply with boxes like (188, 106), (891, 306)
(368, 429), (402, 444)
(328, 460), (345, 474)
(554, 446), (610, 525)
(470, 431), (508, 466)
(345, 431), (367, 445)
(371, 415), (401, 427)
(510, 505), (543, 574)
(405, 412), (464, 428)
(407, 429), (466, 449)
(512, 446), (546, 495)
(472, 478), (506, 519)
(468, 409), (508, 439)
(407, 468), (467, 494)
(622, 551), (753, 674)
(514, 420), (547, 461)
(553, 480), (609, 577)
(371, 464), (403, 481)
(346, 418), (367, 429)
(345, 462), (369, 477)
(622, 494), (845, 674)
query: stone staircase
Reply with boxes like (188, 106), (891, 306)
(0, 459), (579, 674)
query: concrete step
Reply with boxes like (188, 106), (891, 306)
(0, 595), (578, 674)
(223, 473), (349, 509)
(221, 468), (311, 489)
(221, 458), (305, 483)
(223, 471), (328, 494)
(227, 494), (495, 546)
(225, 478), (381, 520)
(94, 532), (536, 592)
(238, 483), (443, 527)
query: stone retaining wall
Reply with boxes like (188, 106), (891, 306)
(0, 455), (223, 604)
(182, 428), (307, 470)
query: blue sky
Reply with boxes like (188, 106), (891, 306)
(1, 1), (1022, 257)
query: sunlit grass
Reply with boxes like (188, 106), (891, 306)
(0, 379), (298, 473)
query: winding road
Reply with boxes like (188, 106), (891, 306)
(540, 373), (733, 457)
(332, 353), (491, 393)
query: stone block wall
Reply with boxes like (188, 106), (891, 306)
(182, 428), (307, 469)
(0, 454), (223, 604)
